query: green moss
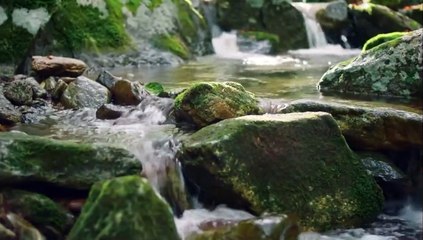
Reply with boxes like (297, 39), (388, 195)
(144, 82), (165, 96)
(67, 176), (179, 240)
(239, 31), (280, 53)
(0, 132), (141, 189)
(368, 0), (402, 9)
(0, 19), (33, 64)
(51, 0), (131, 54)
(362, 32), (407, 51)
(153, 34), (190, 60)
(180, 113), (383, 231)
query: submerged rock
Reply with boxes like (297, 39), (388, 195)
(319, 29), (422, 98)
(179, 112), (383, 230)
(0, 86), (21, 124)
(280, 100), (423, 151)
(0, 132), (141, 189)
(174, 82), (262, 128)
(187, 215), (299, 240)
(1, 189), (72, 238)
(111, 79), (148, 106)
(67, 176), (179, 240)
(61, 76), (111, 109)
(32, 56), (87, 78)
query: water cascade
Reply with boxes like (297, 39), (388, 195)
(292, 3), (329, 48)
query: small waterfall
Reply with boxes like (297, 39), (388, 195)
(292, 3), (328, 48)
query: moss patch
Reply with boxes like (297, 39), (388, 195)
(153, 34), (190, 60)
(362, 31), (407, 51)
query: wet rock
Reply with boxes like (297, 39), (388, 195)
(61, 76), (111, 109)
(0, 86), (21, 124)
(1, 189), (73, 237)
(359, 152), (410, 201)
(216, 0), (308, 51)
(0, 132), (142, 190)
(6, 213), (45, 240)
(96, 70), (121, 90)
(3, 79), (34, 105)
(174, 82), (262, 128)
(348, 3), (421, 46)
(51, 79), (68, 100)
(319, 29), (422, 98)
(59, 77), (76, 84)
(111, 79), (148, 106)
(96, 104), (128, 120)
(187, 215), (299, 240)
(67, 176), (179, 240)
(32, 56), (87, 78)
(316, 0), (349, 35)
(41, 76), (57, 92)
(179, 112), (383, 230)
(0, 223), (15, 240)
(280, 100), (423, 151)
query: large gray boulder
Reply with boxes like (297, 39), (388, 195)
(0, 132), (141, 189)
(319, 29), (422, 98)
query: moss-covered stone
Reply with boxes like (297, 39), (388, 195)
(0, 86), (22, 125)
(367, 0), (403, 9)
(187, 215), (299, 240)
(1, 189), (72, 235)
(67, 175), (179, 240)
(216, 0), (308, 51)
(0, 132), (141, 189)
(362, 31), (407, 51)
(174, 82), (262, 128)
(280, 100), (423, 151)
(179, 112), (383, 231)
(348, 3), (421, 46)
(319, 29), (422, 98)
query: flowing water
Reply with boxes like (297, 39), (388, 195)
(11, 3), (422, 239)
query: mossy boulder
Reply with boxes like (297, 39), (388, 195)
(280, 100), (423, 151)
(67, 175), (179, 240)
(0, 132), (141, 189)
(187, 215), (299, 240)
(348, 3), (421, 46)
(174, 82), (262, 128)
(319, 29), (422, 98)
(1, 189), (72, 237)
(61, 76), (111, 109)
(216, 0), (308, 51)
(179, 113), (383, 230)
(362, 31), (407, 51)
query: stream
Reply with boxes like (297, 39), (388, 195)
(12, 43), (422, 239)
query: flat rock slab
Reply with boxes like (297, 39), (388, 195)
(281, 99), (423, 151)
(32, 56), (87, 78)
(0, 132), (141, 189)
